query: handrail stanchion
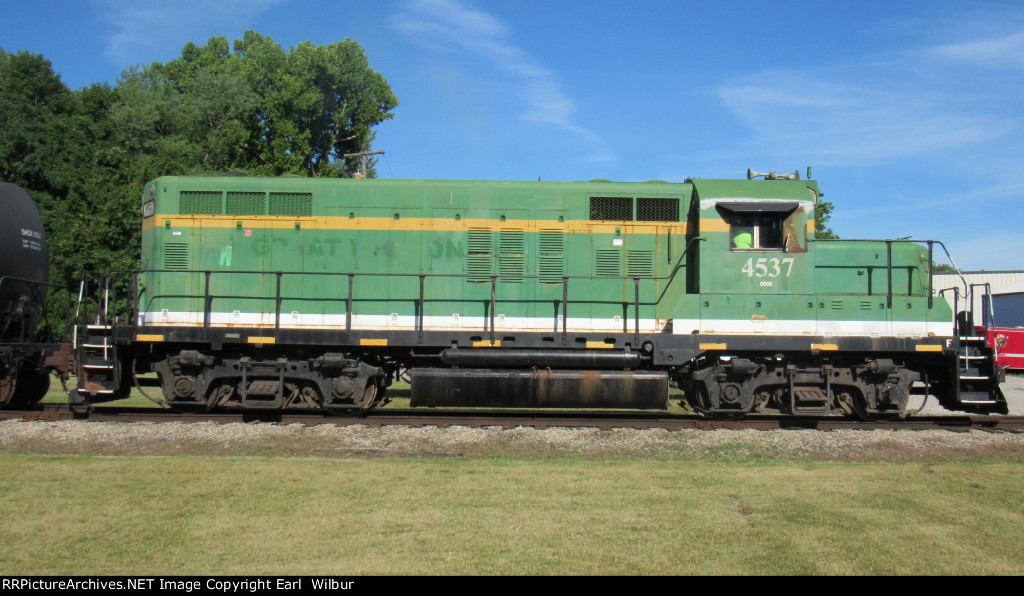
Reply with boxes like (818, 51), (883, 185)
(203, 271), (212, 339)
(346, 274), (354, 332)
(418, 274), (425, 344)
(562, 276), (568, 347)
(634, 276), (640, 346)
(490, 275), (497, 345)
(886, 240), (892, 310)
(927, 241), (934, 309)
(275, 272), (283, 335)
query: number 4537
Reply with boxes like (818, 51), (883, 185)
(741, 257), (795, 278)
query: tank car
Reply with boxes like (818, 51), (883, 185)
(72, 172), (1006, 417)
(0, 183), (67, 406)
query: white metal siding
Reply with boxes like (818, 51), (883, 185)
(934, 271), (1024, 323)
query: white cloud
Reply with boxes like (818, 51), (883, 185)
(91, 0), (284, 66)
(928, 30), (1024, 67)
(715, 23), (1024, 166)
(393, 0), (597, 139)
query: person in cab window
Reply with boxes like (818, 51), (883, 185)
(732, 213), (755, 249)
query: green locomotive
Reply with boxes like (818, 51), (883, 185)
(75, 172), (1005, 417)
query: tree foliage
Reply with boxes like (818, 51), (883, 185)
(0, 35), (397, 332)
(122, 32), (399, 179)
(814, 198), (837, 239)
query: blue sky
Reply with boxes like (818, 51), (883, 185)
(2, 0), (1022, 271)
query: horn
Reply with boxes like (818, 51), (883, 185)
(748, 169), (801, 180)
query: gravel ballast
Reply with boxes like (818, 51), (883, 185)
(3, 376), (1022, 461)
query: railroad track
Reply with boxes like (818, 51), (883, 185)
(2, 405), (1023, 432)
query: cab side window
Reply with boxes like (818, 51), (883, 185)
(731, 213), (785, 250)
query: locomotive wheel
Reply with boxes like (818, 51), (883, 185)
(849, 394), (903, 422)
(324, 379), (383, 415)
(684, 382), (748, 420)
(684, 382), (718, 417)
(0, 375), (15, 407)
(9, 369), (51, 407)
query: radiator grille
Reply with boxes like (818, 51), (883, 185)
(637, 197), (679, 222)
(269, 192), (313, 216)
(179, 191), (222, 214)
(226, 192), (265, 215)
(590, 197), (632, 221)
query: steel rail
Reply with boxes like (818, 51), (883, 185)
(2, 405), (1022, 432)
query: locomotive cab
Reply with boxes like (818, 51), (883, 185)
(689, 178), (817, 336)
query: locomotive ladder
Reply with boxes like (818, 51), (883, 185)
(956, 334), (1007, 414)
(71, 278), (123, 403)
(945, 282), (1009, 414)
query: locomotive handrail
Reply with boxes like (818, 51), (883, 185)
(90, 236), (707, 342)
(83, 233), (957, 343)
(815, 238), (963, 311)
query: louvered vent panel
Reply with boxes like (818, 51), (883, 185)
(467, 228), (493, 282)
(595, 250), (622, 277)
(164, 243), (190, 270)
(226, 192), (265, 215)
(636, 198), (679, 222)
(860, 301), (873, 311)
(269, 192), (313, 216)
(589, 197), (632, 221)
(831, 300), (844, 310)
(498, 229), (525, 283)
(538, 230), (565, 284)
(627, 250), (653, 276)
(179, 191), (222, 214)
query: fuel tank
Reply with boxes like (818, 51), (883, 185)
(410, 368), (669, 409)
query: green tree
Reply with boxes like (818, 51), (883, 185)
(123, 32), (399, 179)
(232, 32), (397, 177)
(0, 50), (122, 334)
(814, 198), (837, 239)
(0, 49), (85, 198)
(0, 35), (398, 334)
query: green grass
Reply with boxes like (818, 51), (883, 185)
(1, 456), (1022, 575)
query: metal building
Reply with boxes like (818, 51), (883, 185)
(934, 270), (1024, 325)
